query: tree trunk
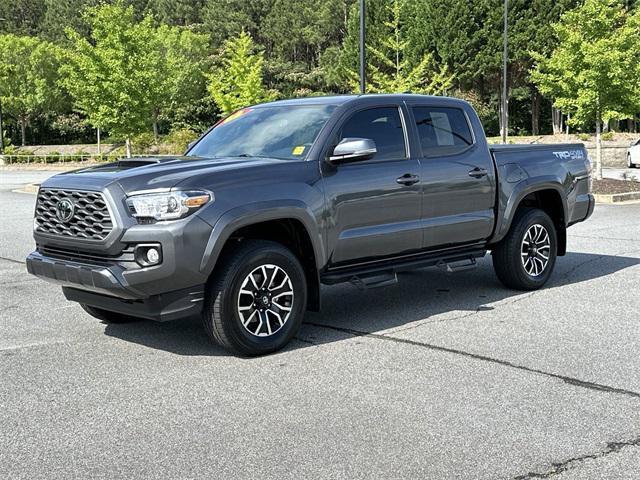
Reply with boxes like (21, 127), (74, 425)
(551, 107), (562, 135)
(125, 137), (132, 158)
(531, 90), (540, 136)
(152, 110), (159, 143)
(97, 127), (101, 155)
(20, 119), (26, 146)
(627, 118), (636, 133)
(595, 116), (603, 180)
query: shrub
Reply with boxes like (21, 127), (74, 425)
(3, 144), (17, 155)
(601, 131), (614, 141)
(131, 132), (155, 153)
(577, 133), (591, 141)
(164, 128), (199, 154)
(45, 151), (61, 163)
(66, 150), (87, 162)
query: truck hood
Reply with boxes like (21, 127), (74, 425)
(41, 156), (292, 194)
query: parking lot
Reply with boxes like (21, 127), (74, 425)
(1, 170), (639, 479)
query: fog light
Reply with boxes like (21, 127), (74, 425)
(134, 244), (162, 267)
(146, 248), (160, 264)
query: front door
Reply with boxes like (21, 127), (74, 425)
(321, 106), (423, 266)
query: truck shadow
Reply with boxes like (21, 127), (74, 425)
(103, 251), (639, 356)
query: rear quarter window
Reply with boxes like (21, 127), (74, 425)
(413, 106), (473, 156)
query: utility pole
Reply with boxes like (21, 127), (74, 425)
(359, 0), (366, 94)
(501, 0), (509, 143)
(0, 18), (5, 154)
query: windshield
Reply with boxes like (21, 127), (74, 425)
(188, 104), (337, 160)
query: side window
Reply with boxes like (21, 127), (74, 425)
(413, 106), (473, 156)
(339, 107), (406, 161)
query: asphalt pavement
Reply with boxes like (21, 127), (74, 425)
(1, 170), (639, 479)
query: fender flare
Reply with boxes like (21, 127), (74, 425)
(491, 177), (568, 244)
(199, 200), (325, 276)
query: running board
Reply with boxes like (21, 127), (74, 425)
(436, 257), (477, 273)
(349, 272), (398, 289)
(321, 247), (486, 285)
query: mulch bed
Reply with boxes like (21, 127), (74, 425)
(592, 178), (640, 195)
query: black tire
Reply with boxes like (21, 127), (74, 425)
(202, 240), (307, 356)
(80, 304), (144, 324)
(492, 208), (558, 291)
(628, 154), (636, 169)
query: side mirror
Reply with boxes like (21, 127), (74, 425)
(329, 138), (377, 165)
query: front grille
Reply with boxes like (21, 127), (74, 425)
(35, 188), (114, 241)
(38, 245), (135, 265)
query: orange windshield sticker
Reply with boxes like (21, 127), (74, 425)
(221, 108), (251, 124)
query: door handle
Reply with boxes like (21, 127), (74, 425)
(396, 173), (420, 186)
(468, 167), (488, 178)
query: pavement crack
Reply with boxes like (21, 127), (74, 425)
(0, 256), (25, 265)
(513, 435), (640, 479)
(305, 321), (640, 399)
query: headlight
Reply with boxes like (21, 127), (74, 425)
(126, 190), (212, 221)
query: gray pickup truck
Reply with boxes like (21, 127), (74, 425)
(27, 94), (594, 355)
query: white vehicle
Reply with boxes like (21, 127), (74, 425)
(628, 138), (640, 168)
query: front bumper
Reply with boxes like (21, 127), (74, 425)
(27, 211), (214, 320)
(26, 251), (207, 322)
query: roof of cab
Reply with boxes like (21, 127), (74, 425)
(254, 93), (470, 108)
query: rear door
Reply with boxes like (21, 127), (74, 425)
(409, 104), (496, 249)
(321, 105), (423, 266)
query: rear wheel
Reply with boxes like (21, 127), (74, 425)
(492, 208), (557, 290)
(80, 304), (144, 324)
(202, 240), (307, 356)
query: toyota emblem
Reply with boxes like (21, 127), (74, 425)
(55, 198), (75, 222)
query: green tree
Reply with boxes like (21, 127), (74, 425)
(61, 2), (161, 157)
(0, 0), (45, 36)
(39, 0), (102, 41)
(207, 31), (277, 116)
(202, 0), (273, 48)
(366, 0), (454, 94)
(531, 0), (640, 178)
(148, 24), (210, 140)
(148, 0), (206, 26)
(327, 0), (453, 95)
(0, 34), (64, 146)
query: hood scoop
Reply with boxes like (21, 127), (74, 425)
(116, 157), (180, 169)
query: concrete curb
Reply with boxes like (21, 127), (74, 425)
(594, 191), (640, 204)
(14, 183), (40, 195)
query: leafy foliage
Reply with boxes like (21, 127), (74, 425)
(0, 34), (64, 145)
(366, 0), (454, 94)
(531, 0), (640, 126)
(61, 2), (160, 144)
(0, 0), (639, 148)
(207, 31), (277, 115)
(531, 0), (640, 177)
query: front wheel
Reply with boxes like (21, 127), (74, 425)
(202, 240), (307, 356)
(492, 208), (558, 290)
(628, 154), (636, 169)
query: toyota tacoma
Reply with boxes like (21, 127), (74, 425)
(26, 94), (594, 355)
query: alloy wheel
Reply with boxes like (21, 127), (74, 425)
(237, 264), (294, 337)
(520, 224), (551, 277)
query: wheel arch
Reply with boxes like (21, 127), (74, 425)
(492, 180), (568, 256)
(199, 201), (324, 311)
